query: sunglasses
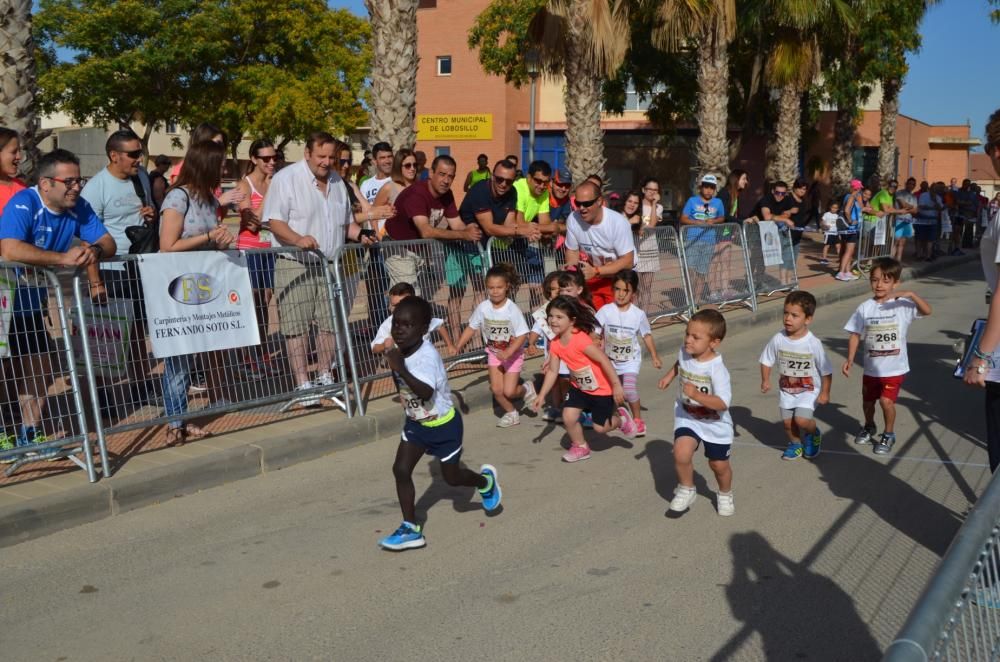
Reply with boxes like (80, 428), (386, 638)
(119, 149), (143, 159)
(493, 174), (514, 186)
(48, 176), (84, 188)
(577, 197), (600, 209)
(773, 190), (787, 197)
(402, 162), (417, 169)
(338, 158), (351, 166)
(531, 176), (551, 186)
(256, 155), (277, 163)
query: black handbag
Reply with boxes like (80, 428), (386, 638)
(125, 175), (161, 254)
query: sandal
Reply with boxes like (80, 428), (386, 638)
(183, 424), (211, 440)
(165, 427), (187, 446)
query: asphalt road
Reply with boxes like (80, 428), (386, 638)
(3, 261), (989, 662)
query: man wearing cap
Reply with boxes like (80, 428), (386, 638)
(564, 181), (637, 308)
(549, 166), (574, 225)
(680, 174), (727, 300)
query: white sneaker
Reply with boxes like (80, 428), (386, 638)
(497, 411), (520, 428)
(314, 372), (336, 387)
(295, 382), (320, 407)
(521, 381), (538, 409)
(669, 485), (696, 512)
(717, 492), (735, 517)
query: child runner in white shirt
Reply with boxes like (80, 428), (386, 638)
(596, 269), (662, 436)
(526, 271), (563, 421)
(820, 200), (842, 266)
(760, 291), (833, 461)
(658, 310), (735, 516)
(843, 257), (932, 454)
(378, 296), (501, 552)
(455, 263), (537, 427)
(371, 281), (455, 355)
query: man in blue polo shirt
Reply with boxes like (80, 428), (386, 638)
(0, 148), (114, 458)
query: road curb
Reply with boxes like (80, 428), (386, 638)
(0, 252), (979, 548)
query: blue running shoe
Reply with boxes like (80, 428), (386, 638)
(378, 521), (425, 551)
(782, 442), (804, 460)
(581, 411), (594, 429)
(803, 430), (822, 459)
(479, 464), (502, 512)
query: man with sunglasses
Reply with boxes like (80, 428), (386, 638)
(564, 180), (637, 308)
(0, 148), (115, 458)
(81, 129), (158, 405)
(549, 166), (573, 224)
(360, 141), (394, 205)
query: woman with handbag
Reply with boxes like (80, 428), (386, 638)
(159, 140), (235, 445)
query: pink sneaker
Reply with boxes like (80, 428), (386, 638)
(562, 444), (591, 463)
(617, 407), (637, 439)
(634, 418), (646, 437)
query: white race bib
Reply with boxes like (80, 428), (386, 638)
(679, 368), (718, 420)
(607, 333), (634, 363)
(777, 350), (815, 394)
(867, 321), (901, 357)
(571, 365), (599, 392)
(532, 309), (555, 340)
(396, 379), (435, 421)
(484, 318), (512, 350)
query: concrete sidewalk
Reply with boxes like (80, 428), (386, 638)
(0, 243), (981, 548)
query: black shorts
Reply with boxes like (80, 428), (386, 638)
(401, 409), (463, 464)
(824, 234), (840, 247)
(564, 386), (617, 425)
(839, 233), (858, 245)
(8, 313), (52, 357)
(674, 426), (732, 460)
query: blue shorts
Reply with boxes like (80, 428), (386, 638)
(247, 252), (276, 290)
(685, 241), (714, 276)
(401, 409), (463, 463)
(674, 426), (732, 460)
(894, 222), (913, 239)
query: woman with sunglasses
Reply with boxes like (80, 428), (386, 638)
(235, 138), (280, 379)
(372, 149), (418, 236)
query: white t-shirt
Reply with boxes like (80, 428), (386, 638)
(565, 207), (637, 268)
(371, 315), (444, 350)
(673, 350), (733, 444)
(820, 211), (839, 235)
(468, 298), (529, 354)
(596, 302), (651, 374)
(759, 330), (833, 410)
(981, 204), (1000, 294)
(360, 176), (391, 205)
(261, 159), (352, 260)
(393, 340), (453, 421)
(844, 298), (921, 377)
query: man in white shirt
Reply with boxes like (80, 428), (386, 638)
(263, 131), (375, 399)
(359, 141), (393, 204)
(563, 181), (637, 308)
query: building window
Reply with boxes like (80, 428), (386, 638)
(434, 146), (450, 157)
(436, 56), (452, 76)
(418, 0), (436, 7)
(622, 84), (665, 112)
(166, 121), (178, 134)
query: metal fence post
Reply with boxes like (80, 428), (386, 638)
(69, 269), (111, 479)
(329, 246), (362, 417)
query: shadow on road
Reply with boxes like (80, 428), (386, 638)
(634, 438), (715, 511)
(711, 531), (881, 661)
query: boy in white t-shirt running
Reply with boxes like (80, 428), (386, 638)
(760, 291), (833, 461)
(843, 257), (932, 455)
(658, 310), (735, 516)
(378, 297), (502, 551)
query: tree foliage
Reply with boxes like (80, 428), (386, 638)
(34, 0), (370, 155)
(467, 0), (546, 87)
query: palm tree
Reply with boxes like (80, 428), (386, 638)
(764, 37), (818, 183)
(650, 0), (736, 178)
(365, 0), (418, 149)
(0, 0), (41, 179)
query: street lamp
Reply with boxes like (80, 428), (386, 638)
(525, 48), (540, 164)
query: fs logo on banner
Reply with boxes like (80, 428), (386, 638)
(138, 252), (260, 358)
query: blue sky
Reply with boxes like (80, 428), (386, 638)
(332, 1), (998, 149)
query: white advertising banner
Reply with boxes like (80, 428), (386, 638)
(138, 252), (260, 359)
(874, 218), (887, 246)
(0, 271), (15, 359)
(758, 221), (783, 267)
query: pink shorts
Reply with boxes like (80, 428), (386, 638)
(487, 348), (525, 373)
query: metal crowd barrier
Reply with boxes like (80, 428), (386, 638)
(0, 262), (100, 481)
(332, 238), (490, 416)
(634, 225), (694, 324)
(68, 248), (352, 477)
(680, 223), (757, 312)
(857, 215), (896, 273)
(884, 470), (1000, 661)
(741, 222), (800, 298)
